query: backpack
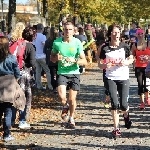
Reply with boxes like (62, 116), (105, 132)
(9, 39), (26, 69)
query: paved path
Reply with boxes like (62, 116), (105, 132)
(1, 64), (150, 150)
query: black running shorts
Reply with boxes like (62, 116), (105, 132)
(57, 74), (80, 91)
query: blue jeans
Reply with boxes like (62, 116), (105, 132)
(35, 58), (52, 89)
(0, 102), (12, 137)
(12, 105), (27, 122)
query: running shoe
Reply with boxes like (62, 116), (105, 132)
(112, 129), (121, 138)
(123, 113), (132, 129)
(139, 103), (145, 109)
(61, 105), (69, 122)
(67, 118), (75, 129)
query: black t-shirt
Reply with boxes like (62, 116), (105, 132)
(100, 42), (131, 60)
(24, 43), (36, 68)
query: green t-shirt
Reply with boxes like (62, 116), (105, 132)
(52, 37), (84, 74)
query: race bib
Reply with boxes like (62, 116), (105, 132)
(106, 48), (125, 66)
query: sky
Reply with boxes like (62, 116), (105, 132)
(4, 0), (28, 4)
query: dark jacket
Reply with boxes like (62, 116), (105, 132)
(43, 38), (57, 66)
(24, 42), (36, 68)
(74, 34), (87, 43)
(0, 54), (20, 79)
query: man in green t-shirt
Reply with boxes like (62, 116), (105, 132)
(51, 22), (87, 128)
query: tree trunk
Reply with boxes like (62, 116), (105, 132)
(42, 0), (48, 18)
(8, 0), (16, 33)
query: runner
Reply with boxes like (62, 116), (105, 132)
(132, 29), (150, 109)
(98, 24), (134, 138)
(51, 22), (87, 128)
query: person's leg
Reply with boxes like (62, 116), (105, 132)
(103, 70), (110, 108)
(19, 106), (28, 122)
(106, 79), (120, 136)
(18, 68), (31, 128)
(35, 59), (43, 89)
(57, 75), (68, 121)
(118, 80), (132, 129)
(11, 106), (17, 126)
(40, 58), (52, 90)
(0, 103), (4, 126)
(54, 66), (58, 91)
(143, 71), (150, 104)
(67, 74), (80, 128)
(3, 102), (15, 141)
(68, 89), (77, 118)
(135, 68), (145, 108)
(49, 66), (55, 90)
(87, 48), (92, 63)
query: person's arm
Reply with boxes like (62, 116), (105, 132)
(41, 35), (46, 46)
(76, 52), (87, 66)
(96, 45), (102, 62)
(50, 41), (61, 63)
(131, 43), (136, 57)
(120, 44), (134, 66)
(97, 43), (113, 69)
(12, 55), (20, 80)
(43, 40), (48, 54)
(65, 51), (87, 66)
(29, 44), (36, 67)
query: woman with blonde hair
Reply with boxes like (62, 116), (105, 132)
(10, 22), (25, 42)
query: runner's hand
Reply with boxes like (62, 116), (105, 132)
(120, 60), (129, 66)
(57, 52), (63, 60)
(65, 57), (76, 63)
(106, 62), (113, 68)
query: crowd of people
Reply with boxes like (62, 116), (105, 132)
(0, 20), (150, 142)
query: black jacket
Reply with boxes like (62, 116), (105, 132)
(43, 38), (57, 66)
(24, 42), (36, 68)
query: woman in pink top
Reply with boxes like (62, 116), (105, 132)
(132, 29), (150, 109)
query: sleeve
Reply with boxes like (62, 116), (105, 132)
(124, 43), (131, 58)
(41, 35), (46, 43)
(83, 36), (88, 42)
(99, 44), (106, 60)
(43, 40), (47, 54)
(77, 39), (84, 55)
(12, 55), (20, 79)
(29, 44), (36, 67)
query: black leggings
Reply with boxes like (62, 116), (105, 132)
(135, 67), (148, 95)
(105, 78), (130, 111)
(103, 70), (110, 96)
